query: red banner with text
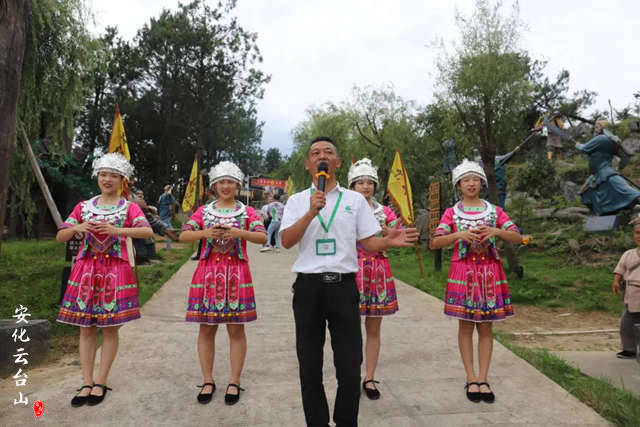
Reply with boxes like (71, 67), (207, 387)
(250, 177), (288, 190)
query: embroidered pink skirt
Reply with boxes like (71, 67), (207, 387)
(357, 251), (399, 317)
(444, 254), (514, 322)
(186, 253), (257, 324)
(57, 254), (141, 327)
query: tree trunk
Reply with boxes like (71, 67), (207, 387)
(479, 128), (521, 276)
(0, 0), (31, 254)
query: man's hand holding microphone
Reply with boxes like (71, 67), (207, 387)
(309, 162), (330, 214)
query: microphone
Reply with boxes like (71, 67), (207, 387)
(316, 162), (329, 192)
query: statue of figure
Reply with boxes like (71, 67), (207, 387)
(472, 146), (521, 209)
(576, 120), (640, 215)
(494, 146), (521, 209)
(534, 111), (569, 160)
(441, 138), (458, 174)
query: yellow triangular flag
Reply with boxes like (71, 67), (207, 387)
(108, 104), (130, 161)
(182, 154), (199, 212)
(387, 150), (414, 225)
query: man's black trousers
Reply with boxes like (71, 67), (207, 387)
(292, 273), (362, 427)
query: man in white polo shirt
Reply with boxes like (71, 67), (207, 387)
(280, 137), (418, 427)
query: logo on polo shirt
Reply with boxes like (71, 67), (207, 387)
(344, 205), (353, 214)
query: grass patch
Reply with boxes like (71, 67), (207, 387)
(388, 246), (619, 315)
(498, 335), (640, 427)
(390, 245), (637, 425)
(0, 240), (192, 340)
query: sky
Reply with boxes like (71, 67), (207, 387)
(88, 0), (640, 155)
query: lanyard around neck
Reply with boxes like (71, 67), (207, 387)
(311, 188), (343, 233)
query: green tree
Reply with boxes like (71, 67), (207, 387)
(346, 84), (423, 192)
(528, 64), (596, 126)
(435, 0), (532, 204)
(289, 85), (435, 211)
(0, 0), (31, 252)
(75, 26), (142, 164)
(75, 0), (269, 203)
(132, 0), (268, 188)
(10, 0), (96, 237)
(263, 147), (283, 174)
(290, 104), (357, 190)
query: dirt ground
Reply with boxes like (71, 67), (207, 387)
(494, 305), (621, 351)
(154, 236), (188, 252)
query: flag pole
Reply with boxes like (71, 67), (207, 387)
(397, 152), (424, 279)
(195, 152), (200, 210)
(412, 224), (424, 278)
(387, 149), (424, 278)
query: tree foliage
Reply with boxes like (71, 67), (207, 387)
(435, 0), (533, 203)
(10, 0), (95, 236)
(0, 0), (31, 252)
(528, 64), (597, 126)
(289, 85), (437, 209)
(76, 0), (269, 202)
(263, 147), (283, 174)
(7, 0), (270, 238)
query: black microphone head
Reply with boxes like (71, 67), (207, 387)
(317, 162), (328, 173)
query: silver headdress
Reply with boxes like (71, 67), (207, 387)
(452, 158), (486, 186)
(348, 158), (378, 187)
(92, 153), (134, 180)
(209, 161), (244, 186)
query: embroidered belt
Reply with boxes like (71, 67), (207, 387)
(298, 272), (356, 284)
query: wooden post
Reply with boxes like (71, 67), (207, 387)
(428, 182), (442, 271)
(19, 123), (63, 227)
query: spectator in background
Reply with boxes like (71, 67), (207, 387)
(158, 185), (178, 249)
(260, 192), (273, 248)
(132, 189), (178, 264)
(260, 193), (284, 253)
(611, 215), (640, 359)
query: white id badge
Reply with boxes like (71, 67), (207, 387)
(315, 238), (336, 256)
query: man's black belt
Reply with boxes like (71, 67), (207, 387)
(297, 272), (356, 284)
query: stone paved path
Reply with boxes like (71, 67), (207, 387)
(1, 245), (609, 426)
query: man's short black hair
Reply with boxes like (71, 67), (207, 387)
(308, 136), (339, 155)
(273, 193), (280, 201)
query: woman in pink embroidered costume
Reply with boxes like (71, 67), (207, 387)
(56, 153), (152, 407)
(348, 158), (400, 400)
(179, 161), (266, 405)
(430, 159), (520, 404)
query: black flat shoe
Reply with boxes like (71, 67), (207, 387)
(465, 382), (482, 403)
(362, 379), (381, 400)
(478, 382), (495, 403)
(87, 384), (112, 406)
(224, 383), (244, 405)
(616, 350), (637, 359)
(197, 382), (216, 404)
(71, 384), (93, 407)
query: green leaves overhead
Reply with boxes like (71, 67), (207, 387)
(77, 0), (269, 199)
(11, 0), (269, 237)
